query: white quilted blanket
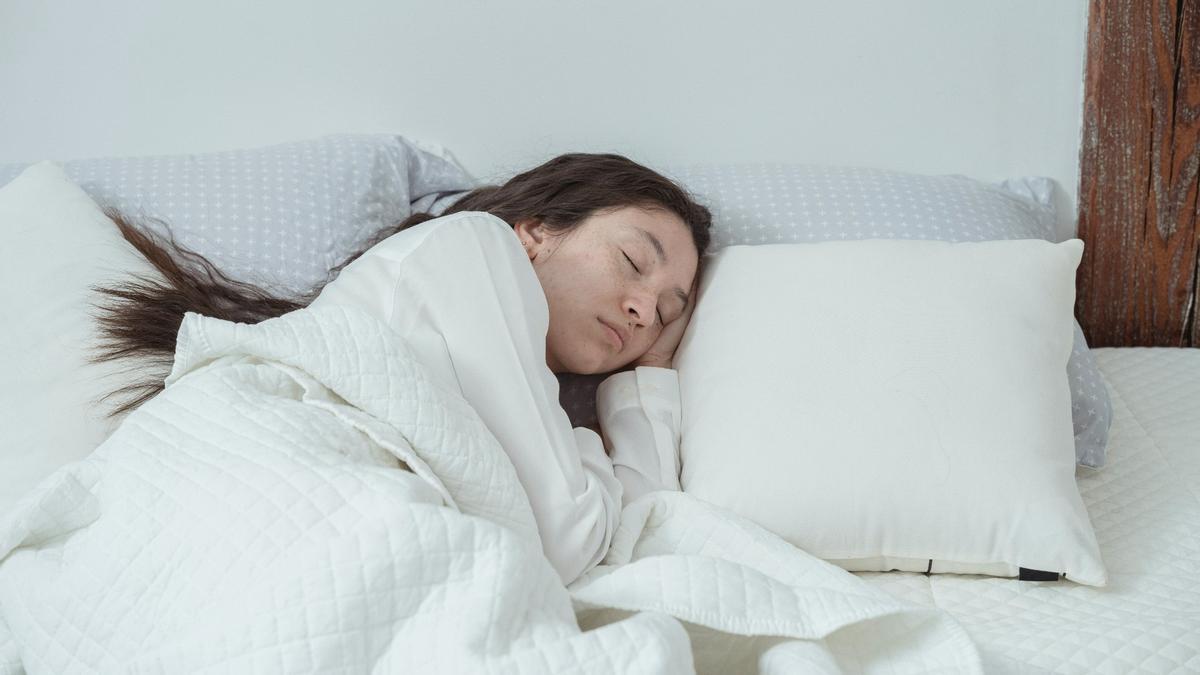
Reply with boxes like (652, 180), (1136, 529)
(0, 306), (980, 674)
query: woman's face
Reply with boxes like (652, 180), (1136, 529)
(515, 206), (699, 375)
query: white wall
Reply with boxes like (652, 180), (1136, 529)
(1, 1), (1088, 226)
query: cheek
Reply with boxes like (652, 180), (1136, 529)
(631, 325), (661, 355)
(536, 261), (597, 343)
(547, 252), (617, 313)
(535, 247), (638, 371)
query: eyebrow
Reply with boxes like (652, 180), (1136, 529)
(636, 227), (668, 264)
(635, 227), (690, 309)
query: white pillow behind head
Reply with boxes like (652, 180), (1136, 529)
(675, 237), (1106, 585)
(0, 162), (156, 513)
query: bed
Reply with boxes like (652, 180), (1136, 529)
(2, 135), (1196, 673)
(3, 2), (1198, 672)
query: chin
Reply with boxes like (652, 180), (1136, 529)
(559, 348), (610, 376)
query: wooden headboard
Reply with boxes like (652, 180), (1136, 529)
(1076, 0), (1200, 347)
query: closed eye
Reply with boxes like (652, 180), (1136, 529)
(622, 251), (640, 274)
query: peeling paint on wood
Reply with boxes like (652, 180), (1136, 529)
(1077, 0), (1200, 347)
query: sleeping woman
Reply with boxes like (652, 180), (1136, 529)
(93, 152), (712, 584)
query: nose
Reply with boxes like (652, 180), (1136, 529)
(622, 288), (657, 327)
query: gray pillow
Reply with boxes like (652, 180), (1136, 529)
(0, 134), (475, 297)
(558, 164), (1111, 468)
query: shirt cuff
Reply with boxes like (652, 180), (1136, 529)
(596, 367), (682, 505)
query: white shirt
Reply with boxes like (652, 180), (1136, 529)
(309, 211), (681, 584)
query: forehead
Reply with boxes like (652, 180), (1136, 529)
(592, 206), (695, 257)
(603, 204), (685, 232)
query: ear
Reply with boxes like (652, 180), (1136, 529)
(513, 218), (549, 261)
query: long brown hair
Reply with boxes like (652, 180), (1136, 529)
(94, 152), (712, 416)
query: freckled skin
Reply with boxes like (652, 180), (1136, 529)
(513, 206), (699, 375)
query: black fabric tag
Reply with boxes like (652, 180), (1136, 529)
(1018, 567), (1061, 581)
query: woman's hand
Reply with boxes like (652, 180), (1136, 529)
(632, 277), (699, 370)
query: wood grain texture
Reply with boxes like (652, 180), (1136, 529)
(1077, 0), (1200, 347)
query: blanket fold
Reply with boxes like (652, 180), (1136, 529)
(0, 305), (979, 674)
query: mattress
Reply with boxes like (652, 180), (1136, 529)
(854, 347), (1200, 673)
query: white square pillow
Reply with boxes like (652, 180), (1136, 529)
(0, 162), (157, 513)
(675, 238), (1106, 585)
(667, 164), (1111, 469)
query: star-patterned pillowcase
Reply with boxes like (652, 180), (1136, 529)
(558, 163), (1112, 468)
(0, 134), (475, 297)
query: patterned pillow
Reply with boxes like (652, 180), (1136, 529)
(558, 164), (1111, 468)
(0, 134), (475, 296)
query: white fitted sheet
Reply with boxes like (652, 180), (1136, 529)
(853, 347), (1200, 673)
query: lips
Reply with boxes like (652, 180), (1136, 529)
(598, 319), (626, 350)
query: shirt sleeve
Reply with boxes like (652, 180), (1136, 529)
(318, 212), (623, 585)
(596, 366), (683, 506)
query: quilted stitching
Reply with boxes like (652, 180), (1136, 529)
(856, 348), (1200, 674)
(0, 302), (983, 674)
